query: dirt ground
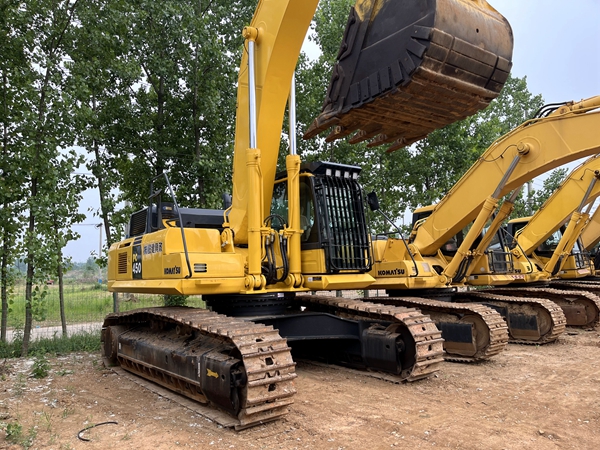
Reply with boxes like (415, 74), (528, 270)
(1, 327), (599, 450)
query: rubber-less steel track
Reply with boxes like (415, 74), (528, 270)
(295, 295), (445, 380)
(486, 287), (600, 328)
(459, 291), (566, 344)
(551, 280), (600, 293)
(353, 296), (508, 363)
(102, 307), (297, 430)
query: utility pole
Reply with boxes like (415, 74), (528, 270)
(527, 181), (534, 214)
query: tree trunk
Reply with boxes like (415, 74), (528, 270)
(1, 238), (8, 342)
(92, 140), (113, 246)
(57, 250), (67, 336)
(22, 207), (36, 356)
(1, 72), (8, 342)
(192, 46), (206, 206)
(155, 75), (166, 177)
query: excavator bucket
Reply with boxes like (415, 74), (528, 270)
(304, 0), (513, 152)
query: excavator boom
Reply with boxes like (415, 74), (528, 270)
(581, 208), (600, 252)
(412, 96), (600, 256)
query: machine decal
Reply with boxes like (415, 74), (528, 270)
(377, 268), (405, 276)
(143, 242), (163, 255)
(164, 266), (181, 275)
(132, 243), (142, 279)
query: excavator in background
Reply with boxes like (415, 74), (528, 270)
(504, 155), (600, 281)
(103, 0), (514, 429)
(580, 207), (600, 273)
(367, 96), (600, 353)
(483, 154), (600, 327)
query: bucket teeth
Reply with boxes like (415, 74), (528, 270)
(305, 0), (513, 151)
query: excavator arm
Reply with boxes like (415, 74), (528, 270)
(581, 207), (600, 252)
(412, 96), (600, 257)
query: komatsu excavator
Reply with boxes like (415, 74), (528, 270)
(504, 155), (600, 281)
(366, 96), (600, 355)
(103, 0), (514, 429)
(580, 207), (600, 272)
(481, 154), (600, 327)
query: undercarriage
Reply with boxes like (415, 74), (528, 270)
(102, 294), (444, 428)
(485, 286), (600, 328)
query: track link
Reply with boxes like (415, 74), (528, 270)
(486, 287), (600, 328)
(459, 291), (566, 344)
(359, 296), (508, 363)
(102, 307), (297, 430)
(296, 295), (445, 381)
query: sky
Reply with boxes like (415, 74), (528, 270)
(64, 0), (600, 262)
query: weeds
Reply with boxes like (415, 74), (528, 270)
(0, 420), (37, 449)
(31, 355), (50, 379)
(40, 410), (54, 432)
(13, 373), (27, 397)
(62, 407), (75, 419)
(0, 331), (101, 359)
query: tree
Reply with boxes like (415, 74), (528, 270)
(510, 168), (569, 219)
(3, 0), (88, 354)
(385, 75), (545, 216)
(0, 0), (28, 341)
(68, 0), (256, 260)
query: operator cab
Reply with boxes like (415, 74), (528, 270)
(271, 162), (372, 273)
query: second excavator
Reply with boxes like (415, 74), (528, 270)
(366, 96), (600, 356)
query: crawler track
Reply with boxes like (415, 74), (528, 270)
(459, 291), (566, 344)
(310, 295), (508, 363)
(296, 295), (445, 380)
(102, 307), (297, 430)
(486, 287), (600, 328)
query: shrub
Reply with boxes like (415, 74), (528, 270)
(163, 294), (188, 307)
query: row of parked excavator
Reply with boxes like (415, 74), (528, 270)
(359, 91), (600, 365)
(400, 146), (600, 363)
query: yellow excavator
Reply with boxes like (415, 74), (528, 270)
(504, 156), (600, 281)
(580, 206), (600, 273)
(104, 0), (514, 429)
(366, 96), (600, 354)
(483, 154), (600, 326)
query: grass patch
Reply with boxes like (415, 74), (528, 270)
(0, 331), (101, 359)
(5, 283), (205, 328)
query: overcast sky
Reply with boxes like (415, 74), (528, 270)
(64, 0), (600, 262)
(494, 0), (599, 102)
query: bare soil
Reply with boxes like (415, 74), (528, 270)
(1, 327), (599, 450)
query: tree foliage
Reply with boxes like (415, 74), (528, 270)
(510, 168), (569, 219)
